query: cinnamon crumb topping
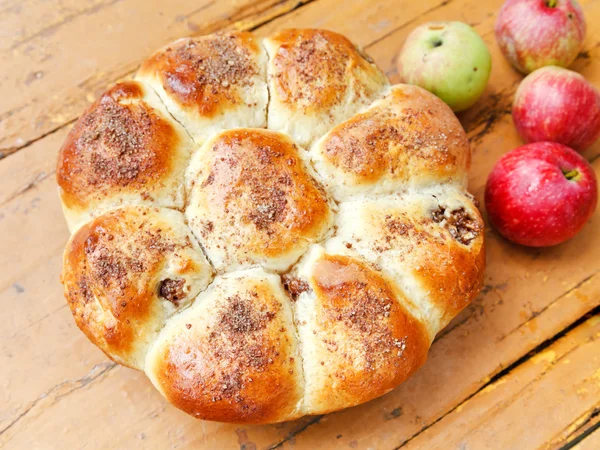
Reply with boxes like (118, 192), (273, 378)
(76, 212), (180, 302)
(79, 98), (157, 186)
(313, 256), (410, 370)
(272, 30), (356, 107)
(157, 32), (258, 112)
(57, 83), (176, 207)
(217, 294), (276, 333)
(202, 293), (280, 402)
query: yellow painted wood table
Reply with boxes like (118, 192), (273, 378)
(1, 0), (599, 448)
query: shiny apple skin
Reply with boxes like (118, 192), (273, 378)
(485, 142), (597, 247)
(513, 66), (600, 152)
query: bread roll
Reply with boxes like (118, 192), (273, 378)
(61, 206), (213, 369)
(145, 268), (304, 423)
(264, 29), (388, 148)
(327, 188), (485, 332)
(185, 128), (333, 272)
(136, 31), (268, 145)
(289, 246), (430, 414)
(312, 84), (470, 200)
(56, 81), (194, 232)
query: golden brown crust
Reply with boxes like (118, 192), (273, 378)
(380, 205), (484, 319)
(264, 29), (388, 148)
(138, 31), (261, 118)
(185, 128), (332, 271)
(314, 84), (470, 197)
(148, 271), (303, 423)
(61, 206), (212, 369)
(268, 28), (383, 110)
(299, 254), (429, 413)
(58, 82), (175, 207)
(56, 81), (191, 230)
(417, 203), (485, 319)
(333, 192), (485, 330)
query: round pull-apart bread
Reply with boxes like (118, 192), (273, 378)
(57, 29), (485, 424)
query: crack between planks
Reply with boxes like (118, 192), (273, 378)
(558, 410), (600, 450)
(0, 361), (117, 438)
(246, 0), (317, 31)
(2, 303), (68, 340)
(0, 170), (56, 208)
(0, 117), (77, 161)
(444, 342), (590, 449)
(267, 415), (323, 449)
(175, 0), (217, 22)
(393, 306), (600, 449)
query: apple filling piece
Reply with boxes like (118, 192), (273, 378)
(431, 206), (481, 245)
(281, 274), (311, 301)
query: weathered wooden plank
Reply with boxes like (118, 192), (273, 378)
(0, 0), (318, 158)
(400, 315), (600, 450)
(0, 0), (458, 159)
(572, 429), (600, 450)
(0, 127), (67, 207)
(1, 0), (599, 448)
(545, 408), (600, 450)
(0, 0), (119, 52)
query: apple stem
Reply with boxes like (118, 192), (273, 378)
(562, 169), (579, 180)
(545, 0), (557, 8)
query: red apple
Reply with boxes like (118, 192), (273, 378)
(485, 142), (597, 247)
(495, 0), (586, 74)
(513, 66), (600, 152)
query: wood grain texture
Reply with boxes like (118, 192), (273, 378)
(1, 0), (599, 448)
(401, 314), (600, 450)
(572, 429), (600, 450)
(0, 0), (317, 158)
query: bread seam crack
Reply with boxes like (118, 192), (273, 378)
(260, 37), (271, 132)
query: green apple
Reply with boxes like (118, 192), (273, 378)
(397, 21), (492, 112)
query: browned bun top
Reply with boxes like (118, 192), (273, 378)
(136, 31), (268, 145)
(145, 269), (304, 423)
(332, 189), (485, 332)
(185, 128), (333, 272)
(56, 81), (192, 230)
(313, 84), (470, 199)
(264, 28), (388, 147)
(138, 31), (261, 118)
(268, 29), (376, 108)
(409, 198), (485, 321)
(61, 206), (212, 369)
(294, 251), (430, 414)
